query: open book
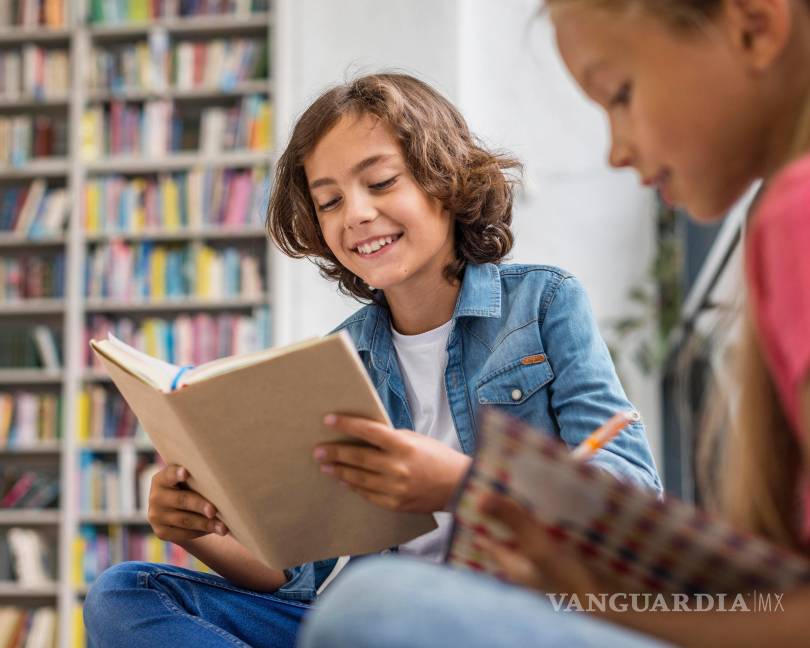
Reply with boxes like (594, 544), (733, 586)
(449, 407), (810, 594)
(90, 332), (436, 570)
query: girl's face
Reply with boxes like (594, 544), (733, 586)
(550, 3), (772, 221)
(304, 113), (455, 299)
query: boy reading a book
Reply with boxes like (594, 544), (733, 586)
(83, 72), (660, 648)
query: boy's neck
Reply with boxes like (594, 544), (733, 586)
(385, 275), (461, 335)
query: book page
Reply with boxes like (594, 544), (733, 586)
(180, 334), (337, 386)
(92, 334), (180, 392)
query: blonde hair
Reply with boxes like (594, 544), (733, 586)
(719, 91), (810, 550)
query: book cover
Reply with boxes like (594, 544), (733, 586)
(90, 332), (436, 569)
(449, 407), (810, 594)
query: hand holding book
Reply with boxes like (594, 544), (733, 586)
(147, 464), (228, 545)
(315, 414), (472, 514)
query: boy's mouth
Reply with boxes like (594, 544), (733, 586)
(351, 233), (403, 257)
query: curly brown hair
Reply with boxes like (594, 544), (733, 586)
(266, 73), (522, 302)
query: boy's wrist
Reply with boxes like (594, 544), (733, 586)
(441, 452), (472, 511)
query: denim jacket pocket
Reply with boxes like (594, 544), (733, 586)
(475, 354), (554, 405)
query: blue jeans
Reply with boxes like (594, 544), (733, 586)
(298, 556), (674, 648)
(83, 562), (311, 648)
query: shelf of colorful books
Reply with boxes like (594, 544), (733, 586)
(0, 299), (65, 316)
(0, 158), (70, 178)
(0, 28), (71, 45)
(83, 296), (270, 314)
(83, 227), (268, 244)
(88, 13), (271, 40)
(0, 509), (61, 525)
(86, 81), (271, 104)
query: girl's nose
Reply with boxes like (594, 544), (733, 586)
(608, 138), (634, 169)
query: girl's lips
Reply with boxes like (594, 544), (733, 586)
(656, 172), (673, 206)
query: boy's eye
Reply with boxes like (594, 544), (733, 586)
(609, 82), (632, 108)
(317, 197), (341, 212)
(369, 175), (398, 190)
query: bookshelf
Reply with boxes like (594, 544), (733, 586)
(1, 1), (275, 646)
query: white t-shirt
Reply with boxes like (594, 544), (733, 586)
(391, 318), (462, 563)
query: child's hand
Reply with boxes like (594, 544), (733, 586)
(477, 493), (608, 598)
(314, 414), (471, 514)
(147, 465), (228, 544)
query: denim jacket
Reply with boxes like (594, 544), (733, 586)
(274, 263), (662, 601)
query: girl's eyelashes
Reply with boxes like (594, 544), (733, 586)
(609, 82), (632, 108)
(369, 175), (398, 191)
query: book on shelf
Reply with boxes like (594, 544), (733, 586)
(1, 183), (69, 238)
(0, 466), (60, 508)
(0, 606), (55, 648)
(1, 0), (67, 29)
(0, 115), (67, 167)
(32, 325), (60, 370)
(87, 0), (269, 23)
(89, 331), (436, 569)
(90, 35), (266, 93)
(0, 46), (70, 100)
(0, 391), (61, 447)
(76, 523), (209, 586)
(84, 240), (263, 301)
(80, 95), (271, 160)
(84, 310), (272, 372)
(0, 252), (65, 300)
(449, 407), (810, 594)
(6, 527), (54, 585)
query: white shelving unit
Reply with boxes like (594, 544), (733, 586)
(1, 2), (276, 645)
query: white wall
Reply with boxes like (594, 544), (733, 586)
(273, 0), (662, 467)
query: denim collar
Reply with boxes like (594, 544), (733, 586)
(351, 263), (502, 373)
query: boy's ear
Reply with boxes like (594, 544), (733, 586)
(722, 0), (791, 70)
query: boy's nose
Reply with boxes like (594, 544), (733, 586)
(343, 196), (378, 229)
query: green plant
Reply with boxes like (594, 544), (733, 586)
(608, 202), (684, 375)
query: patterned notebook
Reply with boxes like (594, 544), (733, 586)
(447, 407), (810, 594)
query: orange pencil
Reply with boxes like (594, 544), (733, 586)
(570, 410), (640, 460)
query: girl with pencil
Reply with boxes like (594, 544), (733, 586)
(82, 73), (660, 647)
(299, 0), (810, 646)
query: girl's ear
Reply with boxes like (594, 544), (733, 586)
(722, 0), (792, 71)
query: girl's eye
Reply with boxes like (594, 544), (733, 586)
(370, 175), (398, 191)
(317, 197), (341, 212)
(609, 82), (632, 108)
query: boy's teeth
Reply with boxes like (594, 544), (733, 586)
(358, 235), (396, 255)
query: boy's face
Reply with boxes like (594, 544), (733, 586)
(550, 3), (769, 220)
(304, 113), (455, 298)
